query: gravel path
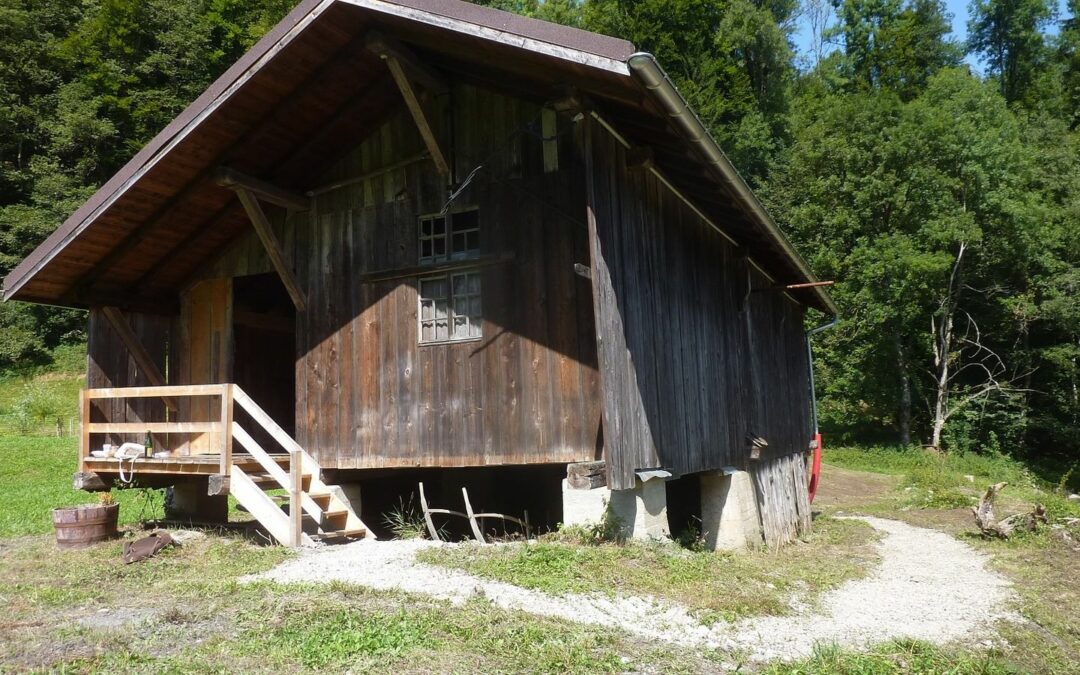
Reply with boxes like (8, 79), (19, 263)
(245, 516), (1016, 662)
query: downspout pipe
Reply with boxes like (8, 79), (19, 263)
(806, 315), (839, 437)
(625, 52), (839, 317)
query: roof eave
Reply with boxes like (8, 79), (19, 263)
(626, 53), (838, 316)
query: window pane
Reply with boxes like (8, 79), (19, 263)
(452, 316), (468, 338)
(434, 238), (446, 257)
(421, 240), (432, 259)
(466, 230), (479, 253)
(454, 210), (478, 231)
(452, 232), (467, 255)
(421, 219), (432, 236)
(432, 217), (446, 235)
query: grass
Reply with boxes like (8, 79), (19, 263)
(1, 370), (1076, 675)
(0, 533), (707, 673)
(763, 639), (1020, 674)
(418, 515), (881, 625)
(825, 445), (1080, 519)
(0, 436), (152, 536)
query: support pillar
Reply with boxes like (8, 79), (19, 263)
(700, 469), (762, 551)
(607, 473), (670, 540)
(165, 482), (228, 524)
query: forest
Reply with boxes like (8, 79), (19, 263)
(0, 0), (1077, 463)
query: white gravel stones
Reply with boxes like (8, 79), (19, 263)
(244, 516), (1016, 662)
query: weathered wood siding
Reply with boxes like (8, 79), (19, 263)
(205, 84), (601, 468)
(751, 452), (813, 548)
(583, 118), (812, 491)
(86, 308), (169, 446)
(168, 278), (232, 454)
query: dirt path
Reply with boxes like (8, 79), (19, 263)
(248, 515), (1016, 663)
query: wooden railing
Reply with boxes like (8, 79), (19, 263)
(81, 383), (310, 546)
(80, 384), (236, 475)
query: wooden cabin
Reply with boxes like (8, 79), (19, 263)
(1, 0), (837, 548)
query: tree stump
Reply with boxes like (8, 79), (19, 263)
(972, 482), (1046, 539)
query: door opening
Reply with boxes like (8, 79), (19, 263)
(232, 273), (297, 443)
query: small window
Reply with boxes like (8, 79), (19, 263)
(419, 209), (479, 264)
(419, 271), (482, 343)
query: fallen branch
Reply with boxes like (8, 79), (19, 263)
(972, 482), (1046, 539)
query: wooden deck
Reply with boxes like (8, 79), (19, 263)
(78, 384), (368, 546)
(83, 453), (289, 477)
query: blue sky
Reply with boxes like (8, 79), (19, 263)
(789, 0), (1073, 73)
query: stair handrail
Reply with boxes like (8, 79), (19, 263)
(229, 385), (319, 546)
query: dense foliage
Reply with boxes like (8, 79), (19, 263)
(0, 0), (1076, 461)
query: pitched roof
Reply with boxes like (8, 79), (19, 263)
(2, 0), (835, 315)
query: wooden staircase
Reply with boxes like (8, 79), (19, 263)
(226, 386), (368, 547)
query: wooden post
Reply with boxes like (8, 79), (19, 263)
(289, 451), (303, 547)
(234, 188), (308, 311)
(219, 384), (234, 476)
(79, 389), (90, 473)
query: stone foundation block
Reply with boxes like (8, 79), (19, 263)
(607, 475), (670, 540)
(700, 468), (761, 551)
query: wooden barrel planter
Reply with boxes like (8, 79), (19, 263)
(52, 503), (120, 549)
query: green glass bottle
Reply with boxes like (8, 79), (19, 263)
(144, 431), (153, 458)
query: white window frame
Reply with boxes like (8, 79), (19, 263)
(418, 270), (482, 345)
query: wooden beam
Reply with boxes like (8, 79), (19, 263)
(72, 290), (179, 315)
(234, 188), (307, 312)
(74, 471), (109, 492)
(233, 309), (294, 334)
(69, 39), (370, 300)
(65, 177), (216, 299)
(100, 306), (178, 412)
(208, 474), (230, 496)
(384, 56), (450, 176)
(625, 146), (655, 171)
(365, 31), (448, 95)
(359, 251), (515, 284)
(124, 201), (238, 292)
(87, 421), (221, 433)
(216, 167), (310, 211)
(86, 383), (228, 399)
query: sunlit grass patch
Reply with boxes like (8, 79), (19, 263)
(418, 515), (880, 624)
(764, 639), (1019, 674)
(825, 445), (1080, 519)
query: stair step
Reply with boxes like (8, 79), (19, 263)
(249, 472), (312, 490)
(310, 527), (366, 542)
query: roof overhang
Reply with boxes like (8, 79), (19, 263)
(1, 0), (835, 315)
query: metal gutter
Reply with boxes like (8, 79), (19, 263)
(805, 315), (839, 436)
(626, 52), (839, 316)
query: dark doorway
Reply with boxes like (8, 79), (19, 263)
(232, 274), (296, 441)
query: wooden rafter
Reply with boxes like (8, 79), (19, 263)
(365, 32), (449, 95)
(216, 168), (310, 211)
(366, 32), (450, 176)
(100, 306), (178, 412)
(233, 188), (307, 312)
